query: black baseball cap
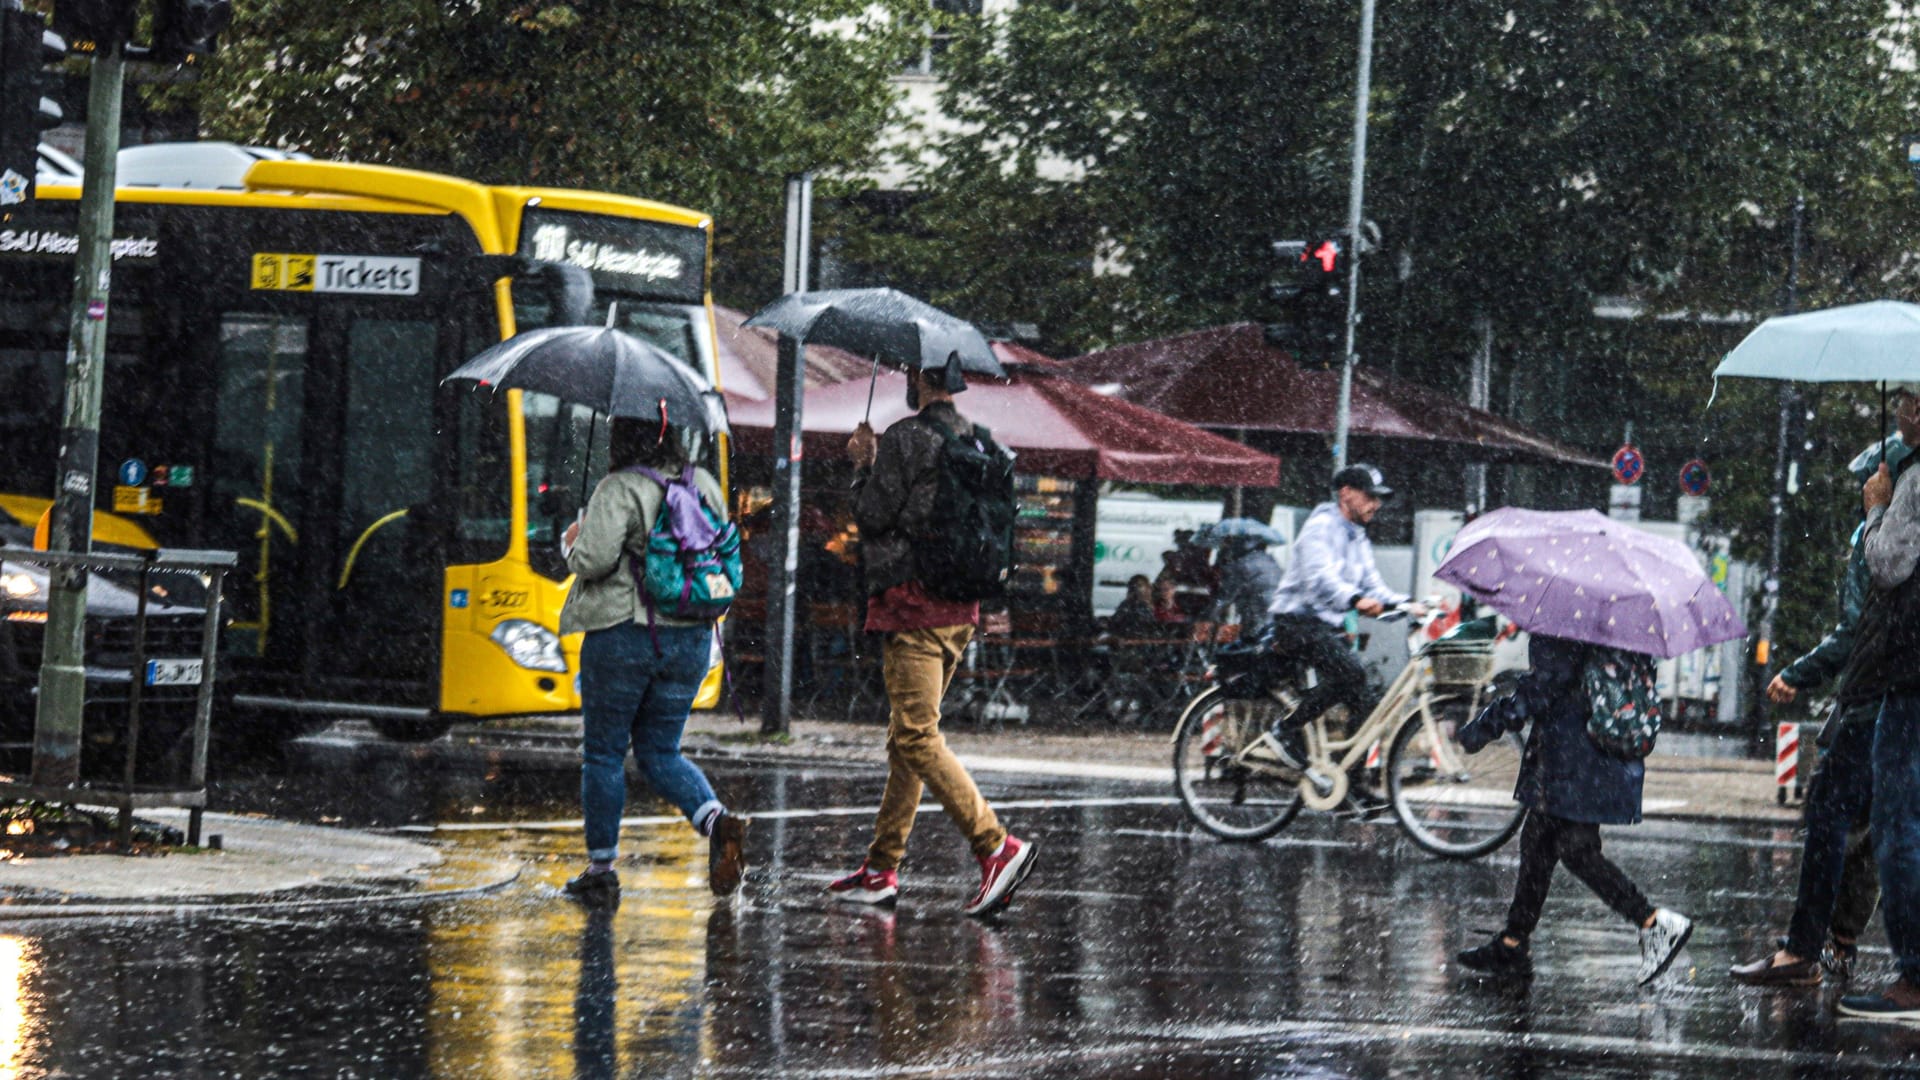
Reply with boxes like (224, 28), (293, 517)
(1331, 463), (1393, 499)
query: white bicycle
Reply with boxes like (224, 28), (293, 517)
(1170, 607), (1528, 859)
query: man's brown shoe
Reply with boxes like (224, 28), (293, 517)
(709, 813), (750, 896)
(1729, 951), (1822, 987)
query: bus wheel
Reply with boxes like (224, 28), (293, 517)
(371, 717), (454, 743)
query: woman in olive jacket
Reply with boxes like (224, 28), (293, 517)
(557, 417), (747, 908)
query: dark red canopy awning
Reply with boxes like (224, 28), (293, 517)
(1059, 323), (1605, 467)
(714, 305), (874, 401)
(726, 347), (1281, 487)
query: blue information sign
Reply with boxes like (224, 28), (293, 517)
(117, 458), (148, 486)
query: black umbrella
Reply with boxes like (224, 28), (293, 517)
(443, 326), (729, 440)
(444, 325), (730, 510)
(743, 288), (1007, 421)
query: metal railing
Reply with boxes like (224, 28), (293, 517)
(0, 546), (234, 846)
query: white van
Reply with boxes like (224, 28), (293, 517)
(1090, 493), (1222, 616)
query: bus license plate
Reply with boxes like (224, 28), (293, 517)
(144, 658), (203, 687)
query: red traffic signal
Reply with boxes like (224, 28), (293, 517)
(1301, 237), (1344, 276)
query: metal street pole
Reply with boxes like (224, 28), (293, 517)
(1466, 315), (1492, 514)
(34, 39), (125, 786)
(1753, 194), (1804, 751)
(1331, 0), (1376, 472)
(763, 173), (813, 735)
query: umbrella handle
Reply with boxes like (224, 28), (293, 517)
(580, 409), (599, 512)
(864, 354), (880, 423)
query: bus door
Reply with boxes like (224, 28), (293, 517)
(314, 312), (444, 695)
(206, 307), (446, 702)
(207, 312), (313, 676)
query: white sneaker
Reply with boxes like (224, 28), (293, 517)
(1637, 908), (1693, 986)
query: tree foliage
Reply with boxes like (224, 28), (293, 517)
(877, 0), (1920, 684)
(180, 0), (922, 301)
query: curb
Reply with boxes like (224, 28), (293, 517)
(0, 860), (522, 920)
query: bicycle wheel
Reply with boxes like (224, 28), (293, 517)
(1386, 698), (1526, 859)
(1172, 686), (1304, 842)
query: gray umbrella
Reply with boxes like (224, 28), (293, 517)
(743, 288), (1008, 420)
(443, 326), (729, 440)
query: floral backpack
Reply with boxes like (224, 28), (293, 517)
(1581, 646), (1663, 760)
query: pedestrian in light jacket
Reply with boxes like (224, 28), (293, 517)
(557, 417), (748, 908)
(1453, 633), (1692, 985)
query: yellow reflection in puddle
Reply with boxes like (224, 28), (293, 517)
(427, 827), (711, 1078)
(0, 936), (32, 1079)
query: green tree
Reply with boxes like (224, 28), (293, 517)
(178, 0), (923, 303)
(891, 0), (1920, 688)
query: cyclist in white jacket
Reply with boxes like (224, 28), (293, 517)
(1264, 465), (1421, 764)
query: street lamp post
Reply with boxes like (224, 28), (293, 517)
(1331, 0), (1376, 471)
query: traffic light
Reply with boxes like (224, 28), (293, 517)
(1262, 234), (1349, 371)
(0, 3), (67, 209)
(50, 0), (133, 55)
(152, 0), (232, 64)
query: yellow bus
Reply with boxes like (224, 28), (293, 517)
(0, 143), (727, 743)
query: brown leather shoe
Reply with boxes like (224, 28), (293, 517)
(708, 813), (750, 896)
(1729, 951), (1822, 987)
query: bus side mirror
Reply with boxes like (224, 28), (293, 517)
(533, 263), (594, 327)
(468, 256), (595, 327)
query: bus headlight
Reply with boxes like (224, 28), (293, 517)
(0, 572), (38, 599)
(489, 619), (567, 673)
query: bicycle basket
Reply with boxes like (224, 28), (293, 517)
(1427, 641), (1496, 688)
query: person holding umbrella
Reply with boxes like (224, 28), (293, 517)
(558, 416), (749, 906)
(442, 323), (746, 908)
(1438, 509), (1746, 984)
(1831, 402), (1920, 1023)
(826, 358), (1038, 916)
(1729, 413), (1919, 988)
(1201, 519), (1286, 629)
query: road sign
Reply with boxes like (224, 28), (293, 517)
(1608, 483), (1642, 522)
(1611, 445), (1645, 486)
(117, 458), (147, 486)
(1678, 458), (1711, 497)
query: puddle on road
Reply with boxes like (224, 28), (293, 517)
(0, 757), (1907, 1077)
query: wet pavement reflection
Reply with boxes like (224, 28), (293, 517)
(3, 732), (1919, 1076)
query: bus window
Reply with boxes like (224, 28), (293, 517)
(0, 350), (62, 487)
(601, 300), (699, 365)
(522, 392), (608, 581)
(452, 388), (513, 562)
(341, 319), (437, 531)
(333, 317), (441, 681)
(210, 314), (309, 659)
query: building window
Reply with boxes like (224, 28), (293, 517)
(903, 0), (983, 76)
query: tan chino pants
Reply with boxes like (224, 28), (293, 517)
(866, 624), (1005, 871)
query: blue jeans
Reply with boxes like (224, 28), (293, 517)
(1873, 694), (1920, 983)
(579, 621), (719, 861)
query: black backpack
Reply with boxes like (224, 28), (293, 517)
(911, 415), (1017, 601)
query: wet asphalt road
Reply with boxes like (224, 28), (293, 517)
(2, 727), (1919, 1078)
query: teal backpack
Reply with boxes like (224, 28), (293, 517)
(1581, 646), (1663, 760)
(624, 465), (742, 623)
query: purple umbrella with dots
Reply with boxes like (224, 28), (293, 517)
(1435, 508), (1746, 659)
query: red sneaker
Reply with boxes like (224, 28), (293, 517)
(964, 835), (1037, 917)
(826, 862), (899, 906)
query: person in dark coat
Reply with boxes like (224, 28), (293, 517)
(1453, 633), (1693, 984)
(1212, 536), (1283, 629)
